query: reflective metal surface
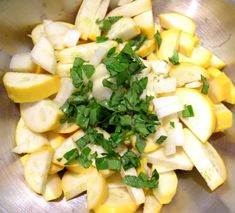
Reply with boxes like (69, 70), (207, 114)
(0, 0), (235, 212)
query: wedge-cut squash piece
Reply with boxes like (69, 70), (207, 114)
(176, 88), (216, 142)
(143, 193), (162, 213)
(43, 174), (62, 201)
(183, 128), (227, 191)
(159, 12), (196, 35)
(107, 0), (152, 17)
(88, 0), (110, 41)
(144, 147), (193, 171)
(66, 162), (92, 174)
(207, 67), (222, 79)
(208, 72), (233, 103)
(152, 171), (178, 204)
(169, 62), (208, 87)
(179, 32), (196, 57)
(31, 22), (74, 44)
(147, 53), (158, 61)
(24, 147), (53, 194)
(53, 137), (77, 166)
(107, 174), (126, 189)
(53, 78), (75, 107)
(210, 54), (226, 69)
(13, 118), (48, 154)
(63, 29), (81, 48)
(107, 17), (140, 41)
(54, 122), (79, 134)
(20, 99), (63, 133)
(47, 132), (65, 149)
(214, 103), (233, 132)
(3, 72), (60, 103)
(44, 21), (71, 50)
(31, 24), (44, 44)
(91, 64), (112, 101)
(56, 63), (72, 77)
(136, 39), (156, 58)
(62, 171), (87, 200)
(58, 41), (117, 64)
(10, 53), (36, 72)
(31, 37), (57, 74)
(224, 86), (235, 104)
(185, 81), (202, 89)
(157, 29), (181, 61)
(75, 0), (102, 40)
(121, 168), (145, 205)
(133, 10), (155, 39)
(94, 187), (138, 213)
(87, 169), (108, 210)
(179, 46), (212, 68)
(149, 60), (170, 75)
(49, 163), (64, 174)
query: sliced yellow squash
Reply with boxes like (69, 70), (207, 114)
(20, 99), (63, 133)
(159, 12), (196, 35)
(43, 173), (62, 201)
(3, 72), (60, 103)
(214, 103), (233, 132)
(94, 187), (138, 213)
(24, 147), (53, 194)
(153, 171), (178, 204)
(183, 128), (227, 191)
(176, 88), (216, 142)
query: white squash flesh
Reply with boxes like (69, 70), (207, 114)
(20, 99), (63, 133)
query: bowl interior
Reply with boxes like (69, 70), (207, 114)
(0, 0), (235, 212)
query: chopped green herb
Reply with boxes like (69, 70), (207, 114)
(122, 150), (141, 171)
(169, 51), (180, 65)
(129, 35), (147, 51)
(170, 121), (175, 128)
(77, 147), (97, 169)
(96, 36), (109, 43)
(123, 169), (159, 189)
(97, 16), (123, 32)
(154, 31), (162, 48)
(182, 104), (194, 118)
(96, 156), (121, 171)
(156, 135), (167, 144)
(114, 38), (123, 43)
(135, 136), (146, 153)
(82, 64), (95, 78)
(57, 157), (62, 162)
(63, 148), (78, 165)
(201, 75), (209, 94)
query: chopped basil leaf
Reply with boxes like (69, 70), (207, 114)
(57, 157), (62, 162)
(123, 169), (159, 189)
(96, 36), (109, 43)
(114, 38), (123, 43)
(82, 64), (95, 78)
(122, 150), (141, 171)
(129, 35), (147, 51)
(95, 156), (121, 171)
(156, 135), (167, 144)
(182, 104), (194, 118)
(201, 75), (209, 94)
(135, 135), (146, 153)
(154, 31), (162, 48)
(97, 16), (123, 31)
(170, 121), (175, 128)
(63, 148), (79, 165)
(169, 51), (180, 65)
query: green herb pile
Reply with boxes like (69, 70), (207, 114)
(60, 43), (160, 189)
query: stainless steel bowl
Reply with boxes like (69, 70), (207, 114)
(0, 0), (235, 212)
